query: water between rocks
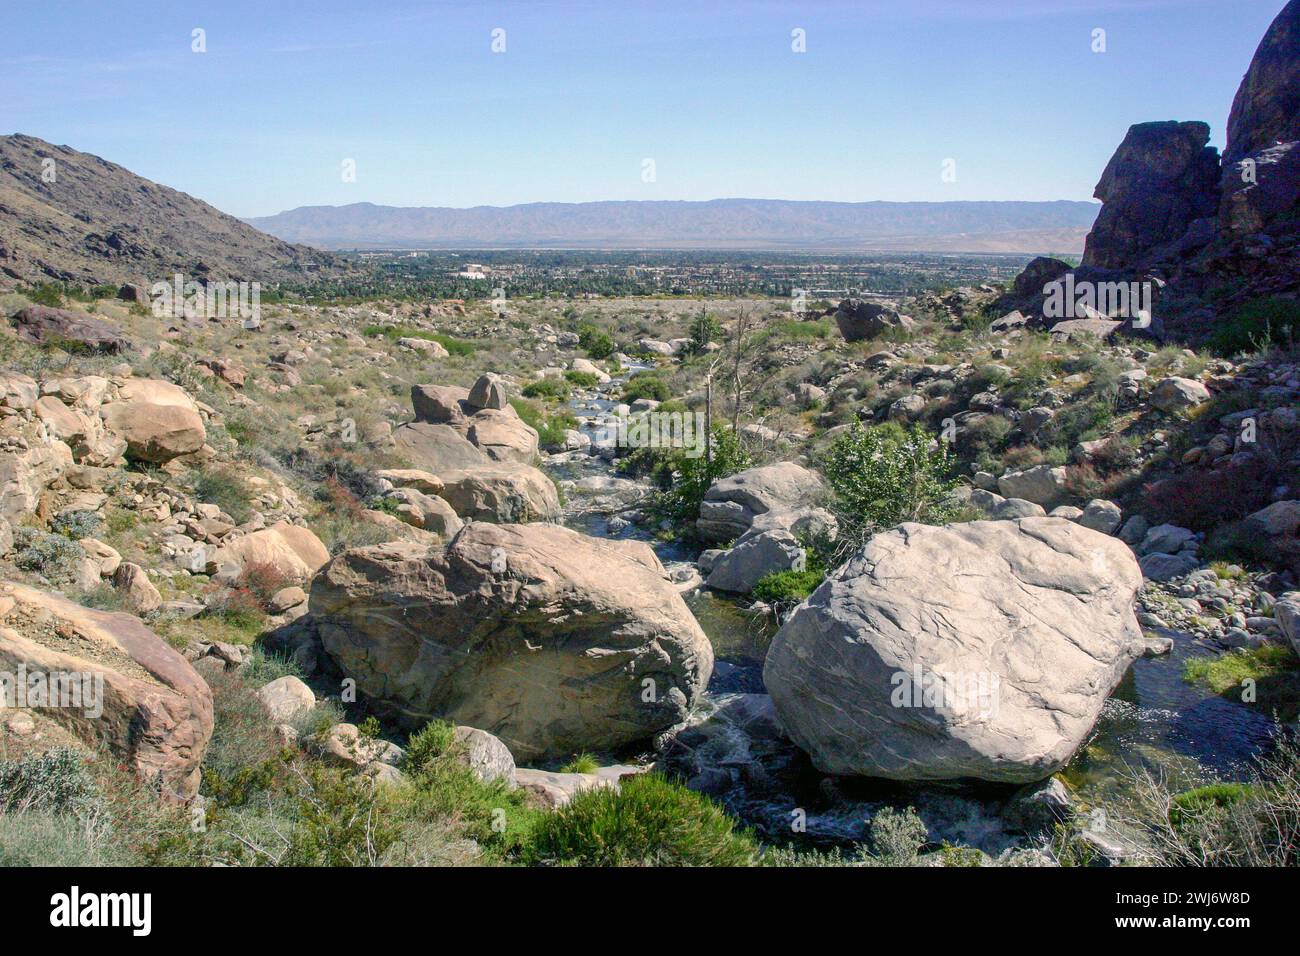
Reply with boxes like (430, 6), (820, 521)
(542, 370), (1276, 852)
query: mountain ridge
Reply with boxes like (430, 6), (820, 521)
(247, 197), (1099, 254)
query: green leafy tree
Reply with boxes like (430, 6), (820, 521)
(651, 424), (751, 526)
(822, 421), (958, 551)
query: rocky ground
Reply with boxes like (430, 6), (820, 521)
(0, 0), (1296, 870)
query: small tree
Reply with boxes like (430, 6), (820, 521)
(822, 421), (958, 553)
(653, 424), (751, 525)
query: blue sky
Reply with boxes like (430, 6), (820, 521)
(0, 0), (1280, 217)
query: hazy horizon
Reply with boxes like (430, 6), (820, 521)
(2, 0), (1280, 218)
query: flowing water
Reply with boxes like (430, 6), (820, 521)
(544, 371), (1279, 851)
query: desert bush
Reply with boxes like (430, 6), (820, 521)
(648, 424), (752, 525)
(399, 720), (538, 854)
(564, 370), (602, 388)
(236, 560), (294, 607)
(509, 398), (576, 450)
(362, 325), (474, 356)
(192, 465), (256, 524)
(822, 422), (958, 551)
(49, 509), (102, 539)
(1125, 732), (1300, 866)
(578, 324), (615, 359)
(521, 377), (571, 401)
(1208, 297), (1300, 356)
(526, 772), (758, 866)
(13, 528), (86, 583)
(0, 748), (103, 817)
(621, 373), (671, 404)
(1142, 460), (1274, 532)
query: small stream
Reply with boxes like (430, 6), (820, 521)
(542, 369), (1279, 852)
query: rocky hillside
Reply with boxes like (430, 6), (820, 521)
(0, 134), (351, 288)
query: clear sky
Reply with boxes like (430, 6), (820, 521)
(0, 0), (1281, 217)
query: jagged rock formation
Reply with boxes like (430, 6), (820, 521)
(1080, 121), (1221, 271)
(1006, 0), (1300, 341)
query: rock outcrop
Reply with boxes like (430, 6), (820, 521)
(1081, 121), (1221, 271)
(0, 582), (213, 800)
(696, 462), (827, 543)
(833, 299), (914, 343)
(100, 378), (206, 463)
(310, 523), (713, 761)
(207, 521), (330, 585)
(763, 518), (1145, 783)
(8, 306), (132, 354)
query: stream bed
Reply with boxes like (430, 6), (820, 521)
(542, 373), (1279, 854)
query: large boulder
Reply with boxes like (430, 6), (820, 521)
(392, 422), (488, 472)
(467, 373), (508, 411)
(697, 462), (826, 543)
(0, 418), (73, 521)
(100, 378), (206, 463)
(996, 464), (1069, 507)
(706, 530), (805, 594)
(1150, 376), (1211, 411)
(33, 395), (125, 466)
(763, 518), (1145, 783)
(0, 582), (213, 800)
(9, 306), (131, 354)
(310, 523), (713, 761)
(435, 466), (561, 523)
(461, 408), (538, 464)
(1011, 256), (1073, 299)
(410, 384), (471, 424)
(833, 299), (914, 343)
(1081, 121), (1221, 270)
(207, 521), (330, 585)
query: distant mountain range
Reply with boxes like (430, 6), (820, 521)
(247, 199), (1099, 254)
(0, 134), (349, 287)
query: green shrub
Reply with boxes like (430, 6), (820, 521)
(752, 568), (824, 604)
(49, 510), (102, 540)
(559, 753), (600, 774)
(21, 283), (65, 307)
(822, 422), (958, 550)
(1207, 297), (1300, 356)
(13, 529), (86, 583)
(1170, 783), (1256, 831)
(578, 325), (615, 359)
(767, 319), (831, 340)
(621, 374), (671, 404)
(510, 398), (576, 450)
(565, 370), (602, 388)
(0, 748), (103, 817)
(651, 425), (751, 525)
(526, 772), (758, 866)
(362, 325), (475, 356)
(399, 720), (539, 855)
(521, 377), (571, 401)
